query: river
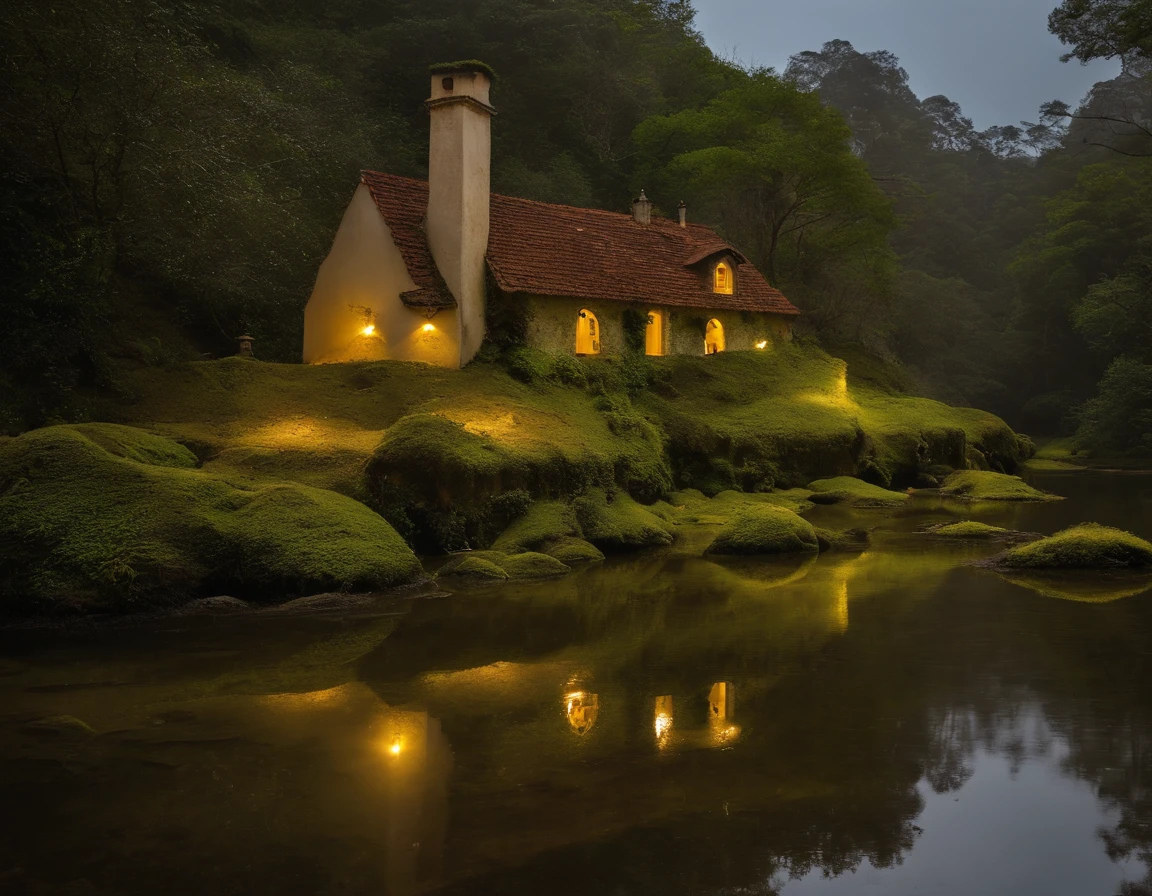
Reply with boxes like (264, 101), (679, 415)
(2, 472), (1151, 895)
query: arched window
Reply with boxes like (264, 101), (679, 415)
(645, 310), (664, 356)
(576, 309), (601, 355)
(714, 261), (734, 295)
(705, 318), (725, 354)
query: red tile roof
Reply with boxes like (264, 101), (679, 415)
(359, 171), (800, 316)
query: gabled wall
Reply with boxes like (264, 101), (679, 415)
(303, 184), (460, 366)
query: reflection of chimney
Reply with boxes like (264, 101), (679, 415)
(425, 63), (495, 366)
(678, 200), (687, 228)
(632, 189), (652, 224)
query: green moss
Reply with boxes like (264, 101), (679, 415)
(499, 551), (571, 578)
(940, 470), (1062, 502)
(993, 524), (1152, 569)
(807, 476), (909, 506)
(436, 555), (509, 580)
(0, 425), (421, 610)
(436, 549), (570, 579)
(573, 488), (673, 549)
(927, 521), (1012, 538)
(67, 423), (198, 468)
(544, 537), (605, 564)
(492, 500), (580, 552)
(998, 571), (1152, 603)
(705, 504), (819, 556)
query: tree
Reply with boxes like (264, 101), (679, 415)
(1048, 0), (1152, 63)
(632, 74), (896, 304)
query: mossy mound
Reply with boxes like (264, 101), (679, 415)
(0, 425), (422, 610)
(492, 500), (581, 553)
(927, 521), (1011, 538)
(989, 524), (1152, 570)
(436, 550), (571, 580)
(542, 537), (605, 564)
(939, 470), (1061, 502)
(573, 488), (674, 550)
(807, 477), (909, 507)
(500, 551), (571, 578)
(705, 505), (819, 556)
(437, 555), (509, 580)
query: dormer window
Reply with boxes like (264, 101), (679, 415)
(714, 261), (734, 295)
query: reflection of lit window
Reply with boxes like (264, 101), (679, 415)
(565, 691), (599, 735)
(654, 695), (674, 748)
(389, 737), (402, 756)
(708, 682), (740, 746)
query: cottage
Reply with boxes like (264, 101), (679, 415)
(303, 62), (800, 368)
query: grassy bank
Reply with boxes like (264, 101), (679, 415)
(89, 344), (1027, 552)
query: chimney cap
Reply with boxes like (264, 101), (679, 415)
(428, 59), (497, 80)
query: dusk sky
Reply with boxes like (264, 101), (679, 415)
(692, 0), (1121, 128)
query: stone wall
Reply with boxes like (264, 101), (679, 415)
(516, 293), (793, 357)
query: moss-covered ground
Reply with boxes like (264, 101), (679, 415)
(0, 424), (421, 611)
(807, 476), (909, 506)
(939, 470), (1061, 502)
(989, 524), (1152, 569)
(704, 504), (820, 556)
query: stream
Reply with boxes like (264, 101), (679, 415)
(2, 471), (1151, 895)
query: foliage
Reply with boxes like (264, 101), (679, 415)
(993, 523), (1152, 568)
(0, 425), (421, 610)
(632, 73), (898, 330)
(1076, 356), (1152, 452)
(1048, 0), (1152, 62)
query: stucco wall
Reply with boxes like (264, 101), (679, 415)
(303, 184), (460, 366)
(517, 293), (793, 357)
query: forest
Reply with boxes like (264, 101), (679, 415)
(1, 0), (1150, 453)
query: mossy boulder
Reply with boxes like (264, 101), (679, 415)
(573, 488), (674, 550)
(543, 537), (605, 564)
(705, 505), (819, 556)
(492, 500), (581, 552)
(807, 477), (909, 507)
(436, 550), (571, 580)
(939, 470), (1061, 502)
(500, 551), (571, 578)
(436, 555), (509, 580)
(988, 524), (1152, 570)
(0, 425), (422, 611)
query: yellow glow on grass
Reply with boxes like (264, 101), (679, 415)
(755, 340), (768, 350)
(421, 323), (436, 332)
(361, 324), (376, 336)
(389, 737), (402, 756)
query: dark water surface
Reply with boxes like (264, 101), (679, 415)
(2, 472), (1152, 895)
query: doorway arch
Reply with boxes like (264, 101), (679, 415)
(576, 309), (601, 355)
(645, 310), (664, 356)
(705, 318), (725, 354)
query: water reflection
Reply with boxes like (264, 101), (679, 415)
(564, 691), (599, 735)
(1, 473), (1151, 894)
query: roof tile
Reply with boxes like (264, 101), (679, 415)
(360, 171), (800, 317)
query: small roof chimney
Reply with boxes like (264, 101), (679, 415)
(632, 190), (652, 225)
(678, 200), (686, 228)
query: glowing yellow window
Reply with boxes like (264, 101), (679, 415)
(645, 310), (664, 356)
(714, 261), (733, 295)
(576, 309), (600, 355)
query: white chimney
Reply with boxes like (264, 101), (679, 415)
(678, 200), (686, 227)
(632, 190), (652, 225)
(425, 63), (495, 366)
